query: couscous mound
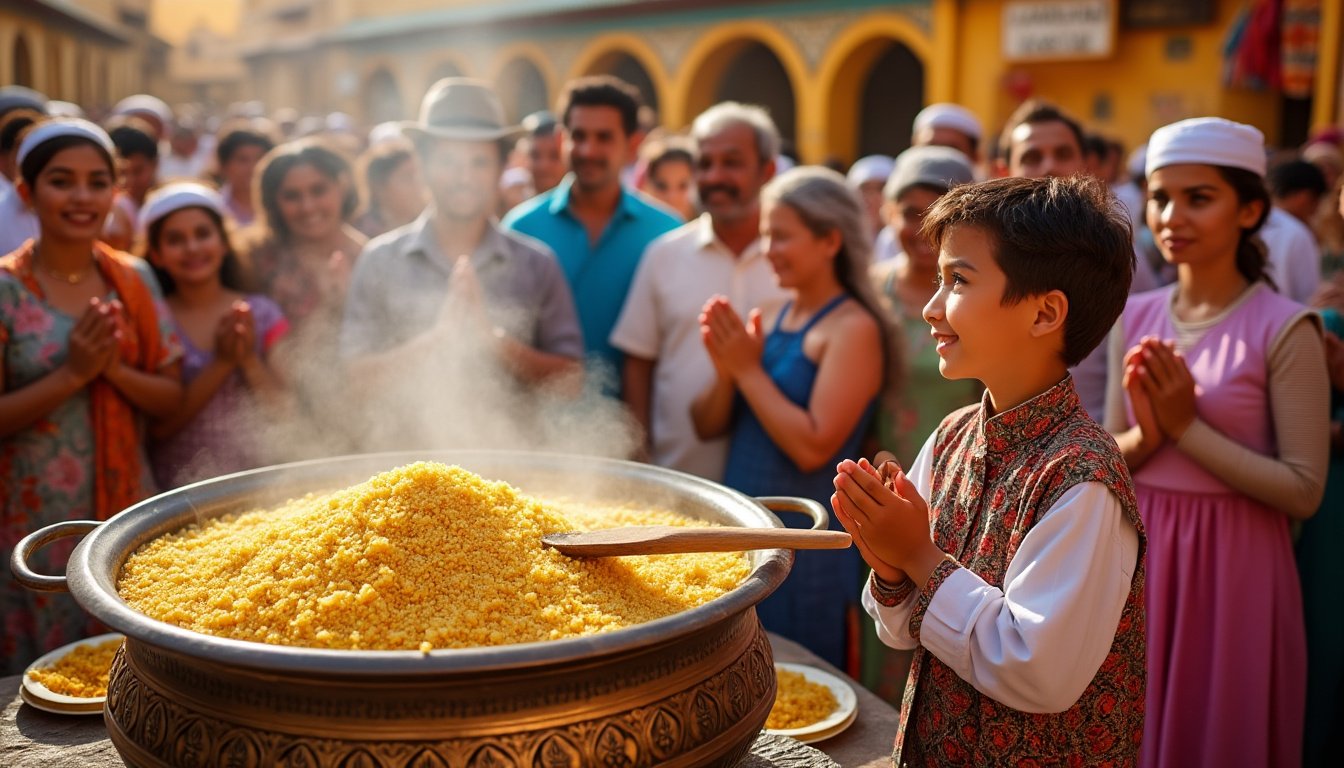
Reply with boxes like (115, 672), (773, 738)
(765, 668), (839, 730)
(27, 638), (123, 697)
(117, 462), (751, 651)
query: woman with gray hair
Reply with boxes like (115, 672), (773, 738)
(691, 165), (900, 670)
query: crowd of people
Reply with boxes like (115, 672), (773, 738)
(1, 71), (1342, 766)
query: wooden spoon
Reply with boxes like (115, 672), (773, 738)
(541, 526), (852, 558)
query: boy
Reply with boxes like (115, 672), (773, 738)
(833, 175), (1144, 766)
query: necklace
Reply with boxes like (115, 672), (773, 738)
(34, 244), (95, 285)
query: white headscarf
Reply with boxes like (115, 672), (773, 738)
(1145, 117), (1266, 178)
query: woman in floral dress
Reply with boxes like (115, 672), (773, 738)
(1, 120), (183, 673)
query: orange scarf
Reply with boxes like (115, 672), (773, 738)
(0, 241), (167, 520)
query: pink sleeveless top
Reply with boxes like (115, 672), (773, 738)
(1121, 282), (1310, 494)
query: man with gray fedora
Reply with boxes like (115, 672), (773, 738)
(340, 78), (583, 445)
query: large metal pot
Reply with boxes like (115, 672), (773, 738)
(12, 451), (828, 768)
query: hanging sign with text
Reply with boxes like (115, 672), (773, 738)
(1003, 0), (1116, 62)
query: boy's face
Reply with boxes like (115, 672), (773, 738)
(923, 225), (1040, 382)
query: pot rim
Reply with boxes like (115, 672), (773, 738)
(65, 450), (796, 676)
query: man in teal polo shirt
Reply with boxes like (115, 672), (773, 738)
(502, 76), (681, 395)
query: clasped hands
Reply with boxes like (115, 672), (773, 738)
(832, 451), (947, 590)
(1123, 336), (1197, 448)
(65, 297), (126, 384)
(698, 295), (763, 380)
(213, 301), (259, 367)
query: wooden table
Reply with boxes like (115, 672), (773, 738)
(0, 634), (899, 768)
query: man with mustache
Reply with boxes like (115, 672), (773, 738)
(609, 103), (788, 479)
(503, 76), (681, 396)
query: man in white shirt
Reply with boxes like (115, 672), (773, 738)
(1258, 205), (1323, 305)
(610, 103), (788, 480)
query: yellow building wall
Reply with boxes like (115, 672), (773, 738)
(953, 0), (1282, 151)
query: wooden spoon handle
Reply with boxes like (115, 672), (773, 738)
(542, 526), (852, 557)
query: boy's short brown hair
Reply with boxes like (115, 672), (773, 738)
(921, 175), (1134, 366)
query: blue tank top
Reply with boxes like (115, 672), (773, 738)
(721, 294), (874, 670)
(722, 295), (875, 506)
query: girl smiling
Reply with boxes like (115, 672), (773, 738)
(0, 119), (183, 673)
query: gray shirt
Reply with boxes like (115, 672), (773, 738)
(339, 212), (583, 362)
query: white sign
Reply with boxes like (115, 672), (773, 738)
(1004, 0), (1114, 61)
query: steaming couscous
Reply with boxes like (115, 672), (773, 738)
(765, 668), (839, 730)
(117, 462), (751, 650)
(27, 638), (123, 698)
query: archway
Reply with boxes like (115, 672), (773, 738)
(363, 67), (405, 124)
(13, 33), (33, 88)
(496, 57), (549, 123)
(816, 16), (934, 164)
(857, 42), (924, 157)
(584, 51), (659, 117)
(46, 37), (63, 96)
(686, 40), (797, 149)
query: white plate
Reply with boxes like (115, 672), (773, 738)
(21, 633), (124, 715)
(764, 662), (859, 744)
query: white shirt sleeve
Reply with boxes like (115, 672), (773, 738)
(861, 430), (1141, 714)
(608, 243), (662, 360)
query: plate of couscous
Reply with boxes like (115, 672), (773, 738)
(764, 662), (858, 744)
(22, 633), (124, 715)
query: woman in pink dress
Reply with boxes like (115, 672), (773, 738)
(1105, 117), (1330, 766)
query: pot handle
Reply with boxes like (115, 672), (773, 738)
(10, 520), (100, 593)
(754, 497), (829, 531)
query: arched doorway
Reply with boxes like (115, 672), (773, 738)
(820, 28), (929, 164)
(857, 43), (924, 157)
(496, 57), (549, 123)
(686, 40), (796, 149)
(585, 51), (659, 117)
(426, 60), (464, 92)
(13, 33), (33, 88)
(47, 38), (63, 96)
(364, 68), (405, 124)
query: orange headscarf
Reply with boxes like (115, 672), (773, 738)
(0, 240), (170, 520)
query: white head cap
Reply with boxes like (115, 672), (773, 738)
(112, 94), (173, 125)
(16, 118), (115, 170)
(139, 182), (227, 239)
(1145, 117), (1266, 178)
(912, 103), (983, 142)
(847, 154), (896, 187)
(44, 100), (85, 119)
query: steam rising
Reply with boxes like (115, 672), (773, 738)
(162, 278), (641, 490)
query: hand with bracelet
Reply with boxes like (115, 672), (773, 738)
(832, 450), (952, 592)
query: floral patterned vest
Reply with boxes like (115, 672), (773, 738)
(895, 377), (1146, 767)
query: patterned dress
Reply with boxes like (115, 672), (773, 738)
(1121, 284), (1311, 768)
(148, 295), (288, 490)
(884, 377), (1146, 766)
(1, 244), (182, 674)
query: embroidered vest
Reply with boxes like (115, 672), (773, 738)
(895, 377), (1147, 767)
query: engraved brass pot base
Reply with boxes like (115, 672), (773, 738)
(103, 613), (775, 768)
(12, 452), (816, 768)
